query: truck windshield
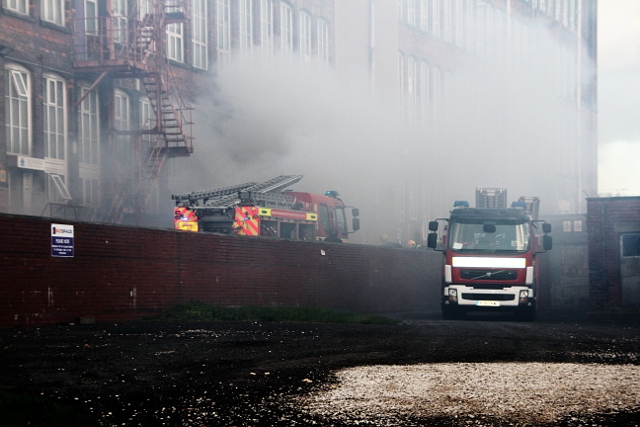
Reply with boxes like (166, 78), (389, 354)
(448, 221), (530, 252)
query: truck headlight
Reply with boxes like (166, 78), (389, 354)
(448, 288), (458, 302)
(519, 290), (529, 304)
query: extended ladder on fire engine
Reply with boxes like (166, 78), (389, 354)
(172, 175), (303, 210)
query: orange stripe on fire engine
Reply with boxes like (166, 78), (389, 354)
(243, 218), (259, 236)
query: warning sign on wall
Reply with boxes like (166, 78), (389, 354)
(51, 223), (74, 257)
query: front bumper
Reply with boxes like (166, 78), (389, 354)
(442, 285), (536, 310)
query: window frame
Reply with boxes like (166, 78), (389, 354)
(43, 73), (67, 162)
(432, 0), (441, 38)
(317, 18), (329, 64)
(192, 0), (208, 69)
(112, 0), (128, 44)
(166, 22), (184, 63)
(78, 85), (100, 167)
(216, 0), (231, 68)
(239, 0), (253, 53)
(3, 0), (29, 15)
(420, 0), (428, 31)
(280, 2), (293, 55)
(408, 0), (416, 25)
(5, 65), (32, 156)
(259, 0), (274, 58)
(84, 0), (98, 35)
(78, 84), (100, 207)
(621, 233), (640, 258)
(299, 11), (311, 62)
(41, 0), (65, 26)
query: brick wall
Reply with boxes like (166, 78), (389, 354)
(587, 197), (640, 310)
(0, 214), (442, 328)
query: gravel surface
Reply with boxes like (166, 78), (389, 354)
(1, 314), (639, 426)
(298, 362), (640, 426)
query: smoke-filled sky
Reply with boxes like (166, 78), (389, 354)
(598, 1), (640, 196)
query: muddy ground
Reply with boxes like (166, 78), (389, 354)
(0, 312), (639, 426)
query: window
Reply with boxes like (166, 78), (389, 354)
(259, 0), (273, 58)
(420, 0), (428, 31)
(280, 3), (293, 54)
(454, 0), (463, 48)
(44, 74), (68, 205)
(573, 220), (582, 232)
(420, 61), (429, 123)
(83, 0), (98, 34)
(494, 9), (504, 64)
(538, 0), (547, 14)
(192, 0), (208, 69)
(166, 23), (184, 63)
(139, 0), (151, 17)
(432, 65), (442, 123)
(78, 85), (100, 206)
(42, 0), (64, 25)
(114, 90), (129, 133)
(398, 53), (404, 111)
(114, 90), (132, 174)
(408, 0), (416, 25)
(475, 2), (484, 57)
(562, 0), (569, 28)
(622, 234), (640, 258)
(3, 0), (28, 15)
(5, 65), (31, 156)
(46, 173), (70, 203)
(464, 0), (473, 52)
(299, 12), (311, 62)
(431, 0), (441, 38)
(443, 0), (452, 42)
(407, 57), (417, 120)
(78, 86), (99, 166)
(485, 4), (493, 59)
(139, 97), (154, 146)
(317, 19), (329, 64)
(216, 0), (231, 67)
(239, 0), (253, 53)
(43, 74), (66, 161)
(113, 0), (128, 44)
(568, 0), (576, 30)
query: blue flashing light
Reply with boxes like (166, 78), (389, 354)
(453, 200), (470, 208)
(511, 201), (527, 209)
(325, 190), (340, 198)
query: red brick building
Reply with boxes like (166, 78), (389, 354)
(587, 196), (640, 313)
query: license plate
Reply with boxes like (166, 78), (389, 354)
(476, 301), (500, 307)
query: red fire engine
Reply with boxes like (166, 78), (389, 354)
(172, 175), (360, 242)
(427, 189), (552, 321)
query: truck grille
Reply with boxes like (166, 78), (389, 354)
(461, 293), (515, 301)
(460, 270), (518, 280)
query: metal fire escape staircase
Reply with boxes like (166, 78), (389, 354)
(73, 0), (194, 223)
(172, 175), (304, 212)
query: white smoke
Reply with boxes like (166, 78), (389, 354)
(172, 19), (593, 243)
